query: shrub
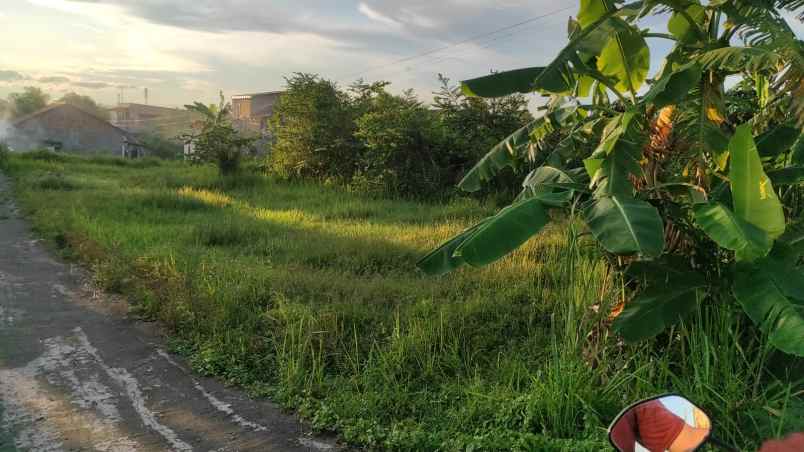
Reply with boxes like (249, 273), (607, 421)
(268, 74), (535, 200)
(269, 73), (360, 181)
(137, 132), (184, 160)
(353, 89), (447, 198)
(183, 92), (255, 176)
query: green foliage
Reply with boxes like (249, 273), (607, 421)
(7, 86), (49, 118)
(352, 88), (444, 197)
(137, 132), (183, 160)
(582, 196), (664, 258)
(183, 92), (255, 175)
(734, 256), (804, 356)
(268, 73), (532, 199)
(5, 157), (802, 450)
(421, 0), (804, 356)
(269, 73), (360, 181)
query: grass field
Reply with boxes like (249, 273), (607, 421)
(3, 152), (803, 451)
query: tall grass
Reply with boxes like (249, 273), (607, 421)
(4, 154), (802, 451)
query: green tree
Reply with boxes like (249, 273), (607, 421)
(353, 87), (445, 197)
(420, 0), (804, 356)
(58, 92), (109, 119)
(269, 73), (360, 181)
(8, 87), (49, 118)
(182, 92), (254, 175)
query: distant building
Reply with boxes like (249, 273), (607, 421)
(8, 103), (142, 156)
(231, 91), (283, 132)
(108, 103), (198, 153)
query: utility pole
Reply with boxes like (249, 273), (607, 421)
(144, 88), (149, 105)
(118, 86), (130, 104)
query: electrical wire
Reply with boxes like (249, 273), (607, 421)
(334, 3), (574, 83)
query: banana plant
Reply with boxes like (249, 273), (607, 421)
(418, 0), (804, 356)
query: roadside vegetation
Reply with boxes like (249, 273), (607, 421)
(2, 153), (802, 451)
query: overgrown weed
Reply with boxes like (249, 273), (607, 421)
(3, 154), (801, 451)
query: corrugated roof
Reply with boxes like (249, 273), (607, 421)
(232, 91), (284, 99)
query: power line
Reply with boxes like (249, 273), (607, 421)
(334, 4), (574, 82)
(407, 20), (567, 74)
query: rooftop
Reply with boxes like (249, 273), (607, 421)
(232, 91), (284, 100)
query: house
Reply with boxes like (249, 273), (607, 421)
(8, 103), (141, 156)
(231, 91), (283, 132)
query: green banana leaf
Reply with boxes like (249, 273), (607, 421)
(457, 117), (551, 193)
(693, 203), (773, 262)
(791, 135), (804, 165)
(642, 62), (702, 108)
(597, 20), (651, 94)
(517, 166), (579, 206)
(583, 195), (665, 258)
(767, 166), (804, 186)
(733, 260), (804, 356)
(461, 4), (623, 98)
(456, 198), (550, 267)
(613, 275), (707, 342)
(779, 221), (804, 255)
(461, 67), (571, 98)
(765, 246), (804, 303)
(668, 3), (706, 43)
(416, 218), (491, 276)
(756, 125), (800, 157)
(729, 124), (786, 239)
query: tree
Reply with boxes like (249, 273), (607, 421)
(269, 73), (360, 181)
(8, 87), (49, 118)
(182, 92), (254, 175)
(353, 87), (445, 197)
(59, 92), (109, 119)
(419, 0), (804, 356)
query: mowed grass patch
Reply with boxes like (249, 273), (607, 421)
(3, 154), (801, 451)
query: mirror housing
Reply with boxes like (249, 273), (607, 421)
(608, 394), (711, 452)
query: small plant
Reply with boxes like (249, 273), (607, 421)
(182, 92), (255, 176)
(419, 0), (804, 356)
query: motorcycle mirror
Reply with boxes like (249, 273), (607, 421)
(609, 394), (712, 452)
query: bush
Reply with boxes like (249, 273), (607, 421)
(269, 73), (360, 181)
(268, 74), (535, 200)
(138, 132), (184, 160)
(353, 89), (448, 198)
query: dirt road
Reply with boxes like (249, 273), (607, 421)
(0, 174), (342, 452)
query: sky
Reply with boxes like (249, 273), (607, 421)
(0, 1), (801, 109)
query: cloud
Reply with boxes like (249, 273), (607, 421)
(358, 3), (401, 28)
(39, 76), (71, 84)
(0, 70), (26, 82)
(72, 81), (113, 89)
